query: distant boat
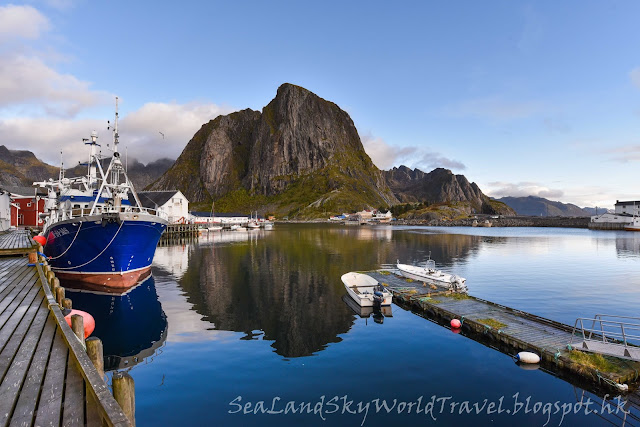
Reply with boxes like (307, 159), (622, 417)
(247, 221), (260, 230)
(341, 272), (392, 307)
(208, 201), (222, 231)
(263, 222), (273, 230)
(396, 254), (467, 292)
(625, 217), (640, 231)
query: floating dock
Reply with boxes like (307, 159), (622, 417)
(366, 269), (640, 392)
(0, 230), (131, 426)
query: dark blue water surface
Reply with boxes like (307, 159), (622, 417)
(68, 225), (640, 426)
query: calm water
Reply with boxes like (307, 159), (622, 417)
(66, 225), (640, 426)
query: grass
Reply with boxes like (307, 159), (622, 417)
(405, 278), (414, 283)
(568, 350), (624, 374)
(379, 271), (391, 275)
(447, 293), (470, 300)
(477, 318), (507, 329)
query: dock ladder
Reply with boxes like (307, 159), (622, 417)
(570, 314), (640, 361)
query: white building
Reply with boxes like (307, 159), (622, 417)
(189, 211), (250, 225)
(591, 212), (634, 224)
(615, 200), (640, 216)
(0, 189), (12, 232)
(138, 191), (189, 224)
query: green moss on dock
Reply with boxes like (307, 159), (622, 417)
(405, 278), (414, 283)
(447, 293), (470, 300)
(477, 318), (507, 329)
(568, 350), (624, 374)
(379, 270), (391, 275)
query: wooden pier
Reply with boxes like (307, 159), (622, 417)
(0, 230), (131, 426)
(367, 270), (640, 392)
(161, 223), (199, 240)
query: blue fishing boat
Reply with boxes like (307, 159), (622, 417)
(34, 98), (168, 290)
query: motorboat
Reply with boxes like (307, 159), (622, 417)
(341, 272), (392, 307)
(625, 217), (640, 232)
(396, 255), (467, 292)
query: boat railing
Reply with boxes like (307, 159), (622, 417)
(61, 205), (169, 221)
(570, 314), (640, 359)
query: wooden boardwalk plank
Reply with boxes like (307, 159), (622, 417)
(0, 299), (50, 425)
(62, 356), (85, 427)
(0, 269), (37, 326)
(34, 327), (68, 427)
(0, 290), (44, 382)
(0, 264), (31, 299)
(0, 283), (40, 355)
(9, 315), (57, 427)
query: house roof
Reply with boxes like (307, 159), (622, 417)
(137, 191), (181, 209)
(4, 186), (44, 197)
(615, 201), (640, 205)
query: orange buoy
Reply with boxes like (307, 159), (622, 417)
(450, 319), (462, 329)
(33, 235), (46, 246)
(64, 309), (96, 338)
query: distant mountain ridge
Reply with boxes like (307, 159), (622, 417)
(495, 196), (594, 217)
(0, 144), (171, 191)
(383, 166), (515, 215)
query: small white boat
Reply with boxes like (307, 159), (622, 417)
(232, 225), (246, 231)
(247, 221), (260, 230)
(207, 225), (223, 231)
(341, 272), (392, 307)
(396, 255), (467, 292)
(625, 217), (640, 231)
(263, 221), (273, 230)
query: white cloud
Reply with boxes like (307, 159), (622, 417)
(485, 181), (564, 200)
(603, 144), (640, 163)
(630, 67), (640, 89)
(361, 133), (466, 171)
(0, 4), (49, 41)
(0, 54), (111, 116)
(443, 95), (543, 121)
(120, 101), (235, 162)
(0, 101), (234, 167)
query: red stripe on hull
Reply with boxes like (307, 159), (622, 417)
(55, 268), (152, 293)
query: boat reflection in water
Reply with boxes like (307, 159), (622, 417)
(342, 294), (392, 324)
(64, 274), (167, 371)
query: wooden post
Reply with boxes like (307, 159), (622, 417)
(86, 337), (104, 379)
(113, 371), (135, 426)
(51, 277), (60, 289)
(56, 287), (65, 305)
(71, 314), (84, 341)
(28, 252), (37, 263)
(62, 298), (72, 310)
(46, 270), (55, 283)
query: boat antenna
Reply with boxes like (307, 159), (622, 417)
(107, 96), (119, 154)
(59, 151), (64, 181)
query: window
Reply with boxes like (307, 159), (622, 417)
(26, 202), (31, 207)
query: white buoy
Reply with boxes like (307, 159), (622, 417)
(516, 352), (541, 364)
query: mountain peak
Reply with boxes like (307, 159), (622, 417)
(150, 84), (397, 215)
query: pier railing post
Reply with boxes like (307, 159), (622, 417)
(71, 314), (84, 341)
(113, 371), (136, 426)
(86, 337), (105, 379)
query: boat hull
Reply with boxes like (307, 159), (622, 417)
(396, 263), (467, 291)
(43, 213), (167, 290)
(341, 272), (392, 307)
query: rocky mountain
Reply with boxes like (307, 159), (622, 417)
(384, 166), (514, 215)
(495, 196), (592, 217)
(150, 83), (398, 216)
(0, 145), (171, 191)
(0, 145), (58, 187)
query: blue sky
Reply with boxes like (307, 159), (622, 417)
(1, 1), (639, 208)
